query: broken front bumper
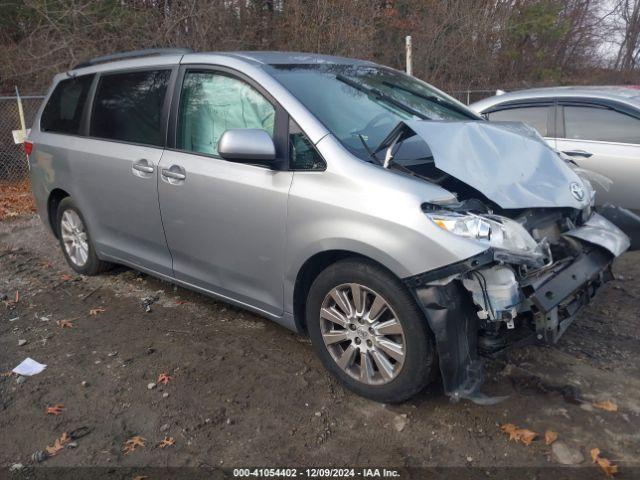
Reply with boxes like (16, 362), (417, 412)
(525, 211), (628, 343)
(405, 212), (628, 403)
(522, 247), (613, 343)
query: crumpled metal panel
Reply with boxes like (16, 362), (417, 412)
(596, 204), (640, 251)
(565, 212), (630, 257)
(413, 281), (507, 405)
(405, 120), (590, 210)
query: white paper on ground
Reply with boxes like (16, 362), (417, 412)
(12, 358), (47, 376)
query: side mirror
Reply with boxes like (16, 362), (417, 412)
(218, 129), (276, 162)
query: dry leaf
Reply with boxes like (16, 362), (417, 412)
(593, 400), (618, 412)
(591, 448), (602, 463)
(501, 423), (519, 441)
(174, 299), (187, 305)
(46, 404), (65, 416)
(132, 476), (149, 480)
(545, 430), (558, 445)
(3, 292), (19, 309)
(45, 432), (70, 456)
(123, 436), (146, 455)
(500, 423), (538, 446)
(158, 436), (175, 448)
(516, 429), (537, 446)
(46, 442), (63, 456)
(60, 274), (73, 281)
(57, 319), (74, 329)
(1, 371), (15, 377)
(89, 307), (106, 316)
(591, 448), (619, 477)
(0, 180), (36, 220)
(157, 373), (172, 385)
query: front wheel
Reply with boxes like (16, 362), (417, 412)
(306, 259), (437, 403)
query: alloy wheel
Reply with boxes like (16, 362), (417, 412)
(320, 283), (406, 385)
(60, 210), (89, 267)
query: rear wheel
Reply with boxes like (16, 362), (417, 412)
(306, 259), (437, 402)
(56, 197), (111, 275)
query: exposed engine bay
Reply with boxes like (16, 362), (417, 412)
(377, 120), (633, 404)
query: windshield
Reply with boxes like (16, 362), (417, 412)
(267, 63), (480, 160)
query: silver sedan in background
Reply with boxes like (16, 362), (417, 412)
(471, 86), (640, 247)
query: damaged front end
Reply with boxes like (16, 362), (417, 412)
(406, 211), (627, 404)
(390, 120), (631, 404)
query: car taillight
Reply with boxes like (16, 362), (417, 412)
(24, 141), (33, 156)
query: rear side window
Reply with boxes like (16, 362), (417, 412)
(563, 106), (640, 144)
(41, 75), (94, 135)
(487, 106), (550, 137)
(91, 70), (170, 146)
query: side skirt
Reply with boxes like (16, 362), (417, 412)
(97, 253), (298, 332)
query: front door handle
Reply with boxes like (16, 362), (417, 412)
(132, 159), (154, 175)
(562, 149), (593, 158)
(161, 169), (186, 180)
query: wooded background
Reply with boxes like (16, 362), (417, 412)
(2, 0), (640, 95)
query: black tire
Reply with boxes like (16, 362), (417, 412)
(56, 196), (111, 276)
(306, 258), (437, 403)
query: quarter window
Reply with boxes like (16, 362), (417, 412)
(177, 71), (275, 156)
(289, 120), (325, 170)
(487, 106), (550, 137)
(41, 75), (94, 135)
(563, 106), (640, 144)
(91, 70), (170, 146)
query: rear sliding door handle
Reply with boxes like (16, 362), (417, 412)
(161, 168), (186, 180)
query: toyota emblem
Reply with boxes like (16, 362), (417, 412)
(570, 182), (585, 201)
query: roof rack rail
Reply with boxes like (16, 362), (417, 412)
(73, 48), (193, 69)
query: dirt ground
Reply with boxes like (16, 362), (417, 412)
(1, 214), (639, 478)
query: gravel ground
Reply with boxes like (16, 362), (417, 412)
(1, 215), (639, 478)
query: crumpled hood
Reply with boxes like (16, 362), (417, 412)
(405, 119), (590, 210)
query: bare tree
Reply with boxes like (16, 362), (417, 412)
(614, 0), (640, 70)
(0, 0), (636, 95)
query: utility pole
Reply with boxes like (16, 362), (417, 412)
(405, 35), (413, 76)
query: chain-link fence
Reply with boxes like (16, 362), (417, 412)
(0, 95), (45, 183)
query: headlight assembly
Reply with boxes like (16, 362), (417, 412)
(426, 212), (491, 241)
(426, 211), (539, 255)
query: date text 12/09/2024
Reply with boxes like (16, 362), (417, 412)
(232, 468), (401, 478)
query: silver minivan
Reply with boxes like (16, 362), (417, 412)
(27, 49), (629, 403)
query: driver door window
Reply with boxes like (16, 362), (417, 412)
(177, 71), (275, 156)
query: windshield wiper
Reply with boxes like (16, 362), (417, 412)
(336, 74), (429, 120)
(381, 81), (478, 120)
(357, 134), (382, 165)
